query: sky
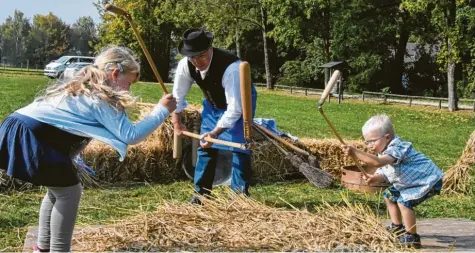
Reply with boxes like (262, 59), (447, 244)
(0, 0), (101, 25)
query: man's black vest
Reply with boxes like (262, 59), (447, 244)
(187, 48), (239, 109)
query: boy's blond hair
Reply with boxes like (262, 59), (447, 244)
(362, 114), (395, 138)
(37, 46), (140, 110)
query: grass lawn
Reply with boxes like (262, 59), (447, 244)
(0, 76), (474, 251)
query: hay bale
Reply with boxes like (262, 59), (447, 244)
(82, 104), (202, 183)
(83, 134), (298, 184)
(72, 190), (402, 252)
(299, 138), (371, 178)
(443, 131), (475, 195)
(83, 103), (300, 184)
(251, 141), (299, 182)
(0, 102), (373, 189)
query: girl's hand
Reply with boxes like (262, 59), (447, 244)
(159, 94), (177, 113)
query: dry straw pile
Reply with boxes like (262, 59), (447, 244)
(443, 131), (475, 195)
(299, 138), (370, 177)
(72, 190), (403, 252)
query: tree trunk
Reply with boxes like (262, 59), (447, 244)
(259, 0), (272, 89)
(446, 0), (457, 111)
(390, 11), (410, 94)
(235, 29), (241, 58)
(447, 51), (457, 111)
(323, 8), (331, 63)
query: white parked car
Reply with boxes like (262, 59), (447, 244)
(63, 62), (92, 79)
(44, 56), (95, 79)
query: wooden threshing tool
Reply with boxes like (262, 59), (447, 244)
(317, 70), (369, 178)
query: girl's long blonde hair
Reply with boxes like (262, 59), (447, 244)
(37, 46), (141, 110)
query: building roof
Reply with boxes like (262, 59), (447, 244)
(320, 61), (345, 68)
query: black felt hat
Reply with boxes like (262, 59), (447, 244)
(178, 28), (214, 57)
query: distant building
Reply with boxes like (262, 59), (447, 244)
(401, 42), (440, 64)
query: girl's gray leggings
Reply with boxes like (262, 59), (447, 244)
(37, 183), (82, 252)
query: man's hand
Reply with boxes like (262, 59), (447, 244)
(174, 122), (187, 135)
(172, 112), (187, 135)
(200, 132), (217, 148)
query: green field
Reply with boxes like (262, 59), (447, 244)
(0, 76), (474, 251)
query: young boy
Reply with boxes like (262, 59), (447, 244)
(341, 114), (443, 249)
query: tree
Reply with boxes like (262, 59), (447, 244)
(456, 2), (475, 98)
(95, 0), (176, 82)
(27, 13), (71, 66)
(403, 0), (459, 111)
(0, 10), (31, 66)
(165, 0), (275, 88)
(71, 16), (98, 56)
(265, 0), (334, 88)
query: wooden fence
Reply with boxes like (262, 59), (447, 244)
(362, 91), (475, 111)
(254, 83), (475, 111)
(0, 64), (43, 76)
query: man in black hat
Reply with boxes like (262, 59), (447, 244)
(171, 28), (257, 203)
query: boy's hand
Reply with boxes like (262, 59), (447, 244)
(363, 174), (384, 185)
(340, 144), (354, 156)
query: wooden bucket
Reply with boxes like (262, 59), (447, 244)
(341, 165), (390, 193)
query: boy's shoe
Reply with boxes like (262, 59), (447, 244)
(399, 233), (421, 249)
(386, 223), (405, 237)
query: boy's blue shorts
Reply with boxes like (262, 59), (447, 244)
(383, 179), (442, 209)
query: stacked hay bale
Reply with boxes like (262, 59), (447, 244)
(82, 103), (295, 184)
(443, 131), (475, 195)
(299, 138), (370, 178)
(72, 190), (402, 252)
(251, 140), (297, 182)
(82, 104), (201, 183)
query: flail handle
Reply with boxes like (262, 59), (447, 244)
(173, 132), (182, 159)
(240, 62), (253, 143)
(104, 4), (129, 17)
(318, 70), (341, 108)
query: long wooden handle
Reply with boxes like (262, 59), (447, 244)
(104, 4), (169, 95)
(253, 123), (310, 157)
(319, 110), (369, 178)
(104, 4), (129, 16)
(191, 120), (200, 166)
(181, 131), (247, 150)
(253, 125), (288, 155)
(173, 132), (182, 159)
(240, 62), (253, 143)
(318, 70), (341, 108)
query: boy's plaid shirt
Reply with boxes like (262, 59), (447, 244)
(376, 136), (443, 201)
